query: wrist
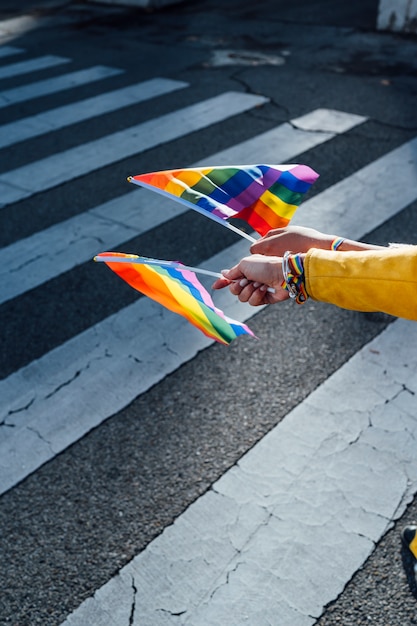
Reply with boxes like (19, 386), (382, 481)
(330, 237), (345, 251)
(329, 237), (383, 252)
(282, 252), (308, 304)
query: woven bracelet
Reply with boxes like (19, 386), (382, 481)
(331, 237), (345, 251)
(282, 251), (308, 304)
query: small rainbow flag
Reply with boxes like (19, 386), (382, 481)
(95, 252), (255, 345)
(128, 164), (318, 237)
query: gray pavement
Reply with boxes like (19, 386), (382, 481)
(0, 0), (417, 624)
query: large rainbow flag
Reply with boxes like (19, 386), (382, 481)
(128, 164), (318, 237)
(95, 252), (255, 345)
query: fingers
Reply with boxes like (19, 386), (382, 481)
(213, 273), (285, 306)
(232, 281), (268, 305)
(213, 255), (286, 306)
(211, 276), (232, 290)
(227, 278), (260, 299)
(229, 279), (282, 306)
(212, 275), (266, 296)
(212, 263), (246, 290)
(247, 286), (271, 306)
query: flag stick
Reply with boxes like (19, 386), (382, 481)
(94, 255), (275, 293)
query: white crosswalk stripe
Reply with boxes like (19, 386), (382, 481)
(0, 54), (70, 79)
(0, 45), (24, 59)
(62, 317), (417, 626)
(0, 91), (267, 207)
(292, 136), (417, 238)
(0, 77), (188, 149)
(0, 65), (124, 108)
(1, 46), (416, 626)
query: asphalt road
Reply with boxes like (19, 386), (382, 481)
(1, 0), (417, 624)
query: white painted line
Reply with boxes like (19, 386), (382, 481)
(0, 65), (124, 109)
(61, 317), (417, 626)
(0, 192), (184, 305)
(1, 132), (416, 496)
(0, 77), (188, 149)
(0, 46), (24, 59)
(0, 91), (268, 207)
(0, 55), (70, 80)
(291, 107), (366, 133)
(0, 109), (365, 304)
(201, 109), (366, 164)
(292, 136), (417, 240)
(0, 15), (50, 42)
(377, 0), (417, 32)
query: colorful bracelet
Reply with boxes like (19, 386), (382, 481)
(331, 237), (345, 251)
(282, 251), (308, 304)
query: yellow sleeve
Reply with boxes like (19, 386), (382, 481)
(304, 246), (417, 320)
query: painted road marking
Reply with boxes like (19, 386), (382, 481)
(0, 15), (53, 42)
(377, 0), (417, 32)
(0, 45), (24, 59)
(0, 55), (70, 80)
(292, 136), (417, 239)
(1, 132), (416, 495)
(0, 65), (124, 109)
(61, 316), (417, 626)
(0, 109), (365, 304)
(0, 91), (268, 207)
(0, 78), (188, 149)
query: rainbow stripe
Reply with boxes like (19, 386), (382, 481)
(96, 252), (255, 345)
(129, 164), (318, 236)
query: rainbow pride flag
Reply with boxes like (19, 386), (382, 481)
(95, 252), (255, 345)
(128, 164), (318, 237)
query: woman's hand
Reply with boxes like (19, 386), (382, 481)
(212, 254), (291, 306)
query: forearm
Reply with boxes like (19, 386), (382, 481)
(304, 246), (417, 320)
(250, 226), (383, 256)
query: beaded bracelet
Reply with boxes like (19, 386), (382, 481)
(331, 237), (345, 251)
(282, 251), (308, 304)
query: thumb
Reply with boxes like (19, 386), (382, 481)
(220, 264), (244, 281)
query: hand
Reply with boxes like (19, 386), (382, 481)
(212, 254), (290, 306)
(250, 226), (336, 256)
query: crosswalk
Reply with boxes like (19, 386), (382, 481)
(0, 109), (365, 304)
(0, 91), (268, 207)
(1, 44), (417, 625)
(0, 78), (188, 149)
(0, 45), (25, 59)
(0, 64), (124, 108)
(0, 54), (70, 80)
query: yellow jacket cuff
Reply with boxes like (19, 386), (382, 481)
(304, 246), (417, 320)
